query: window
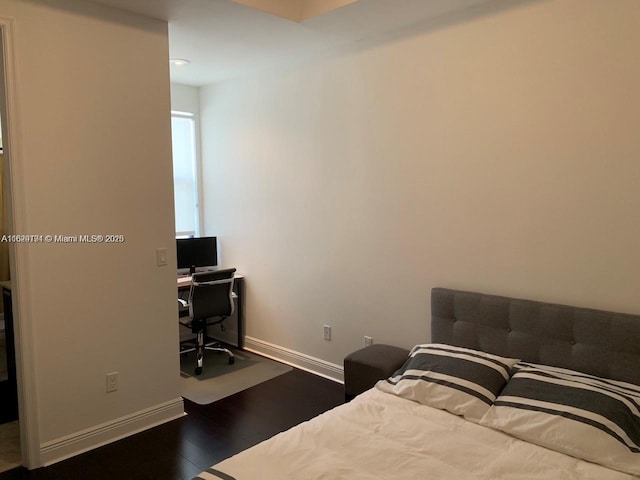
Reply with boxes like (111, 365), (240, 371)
(171, 112), (199, 237)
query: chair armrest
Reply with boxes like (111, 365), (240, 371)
(177, 298), (189, 308)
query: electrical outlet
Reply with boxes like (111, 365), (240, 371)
(323, 325), (332, 341)
(106, 372), (118, 393)
(364, 336), (373, 347)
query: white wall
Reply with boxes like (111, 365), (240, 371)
(0, 0), (181, 466)
(199, 0), (640, 373)
(171, 83), (200, 115)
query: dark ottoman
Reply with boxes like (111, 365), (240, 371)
(343, 344), (409, 401)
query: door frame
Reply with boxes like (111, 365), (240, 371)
(0, 18), (41, 469)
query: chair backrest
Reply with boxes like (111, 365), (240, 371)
(188, 268), (236, 321)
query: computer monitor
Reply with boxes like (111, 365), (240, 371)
(176, 236), (218, 274)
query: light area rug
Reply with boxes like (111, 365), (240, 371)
(0, 420), (20, 473)
(180, 349), (292, 405)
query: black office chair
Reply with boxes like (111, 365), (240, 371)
(178, 268), (236, 375)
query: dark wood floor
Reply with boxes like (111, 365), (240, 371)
(0, 367), (344, 480)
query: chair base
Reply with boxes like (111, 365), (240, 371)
(180, 335), (235, 375)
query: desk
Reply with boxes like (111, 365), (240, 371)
(177, 273), (245, 349)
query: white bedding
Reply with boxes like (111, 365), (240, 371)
(196, 386), (637, 480)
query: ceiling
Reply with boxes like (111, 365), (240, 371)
(86, 0), (499, 86)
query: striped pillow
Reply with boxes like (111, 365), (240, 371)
(376, 344), (519, 422)
(480, 362), (640, 476)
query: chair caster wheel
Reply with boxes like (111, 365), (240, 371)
(195, 367), (202, 375)
(228, 357), (235, 365)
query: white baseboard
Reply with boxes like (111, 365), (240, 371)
(244, 336), (344, 384)
(39, 397), (185, 466)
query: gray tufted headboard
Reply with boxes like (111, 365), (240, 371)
(431, 287), (640, 385)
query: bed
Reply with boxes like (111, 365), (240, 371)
(194, 287), (640, 479)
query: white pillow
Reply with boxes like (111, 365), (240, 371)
(376, 343), (519, 422)
(480, 362), (640, 476)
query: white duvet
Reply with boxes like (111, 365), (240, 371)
(196, 386), (637, 480)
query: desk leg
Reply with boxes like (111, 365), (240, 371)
(234, 278), (245, 349)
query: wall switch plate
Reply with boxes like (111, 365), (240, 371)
(156, 248), (168, 266)
(364, 336), (373, 347)
(323, 325), (331, 341)
(106, 372), (118, 393)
